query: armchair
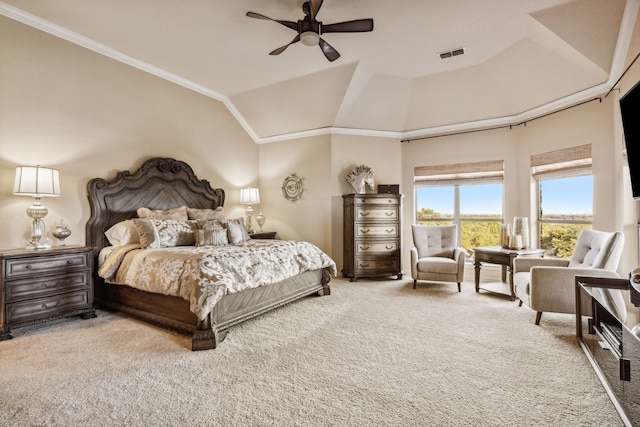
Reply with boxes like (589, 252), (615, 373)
(411, 225), (466, 291)
(513, 229), (624, 325)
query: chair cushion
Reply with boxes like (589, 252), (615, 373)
(514, 272), (531, 295)
(412, 225), (457, 259)
(569, 230), (623, 269)
(417, 257), (458, 274)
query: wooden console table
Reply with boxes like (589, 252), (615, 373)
(474, 246), (545, 300)
(576, 276), (640, 426)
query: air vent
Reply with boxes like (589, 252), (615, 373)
(438, 47), (466, 60)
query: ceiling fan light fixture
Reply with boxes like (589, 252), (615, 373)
(301, 31), (320, 46)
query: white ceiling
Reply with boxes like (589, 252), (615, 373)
(1, 0), (637, 143)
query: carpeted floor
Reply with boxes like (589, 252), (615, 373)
(0, 277), (624, 426)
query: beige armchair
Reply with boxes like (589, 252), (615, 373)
(411, 225), (466, 291)
(513, 229), (624, 325)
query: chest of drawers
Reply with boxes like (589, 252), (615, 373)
(342, 193), (403, 281)
(0, 246), (95, 341)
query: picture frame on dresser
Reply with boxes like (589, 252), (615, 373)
(0, 245), (96, 341)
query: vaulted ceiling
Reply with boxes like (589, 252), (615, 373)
(1, 0), (637, 143)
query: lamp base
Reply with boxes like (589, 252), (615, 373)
(26, 242), (51, 250)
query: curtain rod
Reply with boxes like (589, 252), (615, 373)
(401, 97), (602, 143)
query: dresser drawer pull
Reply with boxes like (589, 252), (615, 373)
(359, 246), (370, 250)
(385, 212), (394, 216)
(360, 229), (370, 234)
(41, 301), (60, 309)
(385, 229), (394, 233)
(359, 212), (370, 217)
(358, 263), (371, 268)
(42, 282), (59, 289)
(25, 264), (33, 270)
(67, 260), (75, 265)
(385, 245), (394, 250)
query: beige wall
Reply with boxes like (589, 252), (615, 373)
(0, 17), (258, 250)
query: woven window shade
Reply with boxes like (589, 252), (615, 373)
(414, 160), (504, 187)
(531, 144), (592, 180)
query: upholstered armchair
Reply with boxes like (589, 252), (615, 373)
(513, 229), (624, 325)
(411, 225), (466, 291)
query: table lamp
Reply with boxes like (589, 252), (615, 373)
(240, 187), (260, 234)
(13, 166), (61, 249)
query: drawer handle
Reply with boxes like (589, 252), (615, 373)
(385, 245), (394, 250)
(359, 263), (371, 268)
(25, 264), (33, 270)
(67, 260), (76, 265)
(42, 282), (59, 289)
(360, 229), (370, 234)
(359, 212), (370, 217)
(359, 246), (370, 250)
(385, 229), (394, 233)
(42, 301), (60, 309)
(385, 212), (394, 216)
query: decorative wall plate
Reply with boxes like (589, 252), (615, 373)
(282, 173), (303, 202)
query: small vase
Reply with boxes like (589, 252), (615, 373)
(52, 219), (71, 246)
(512, 217), (529, 249)
(256, 211), (266, 233)
(500, 224), (511, 248)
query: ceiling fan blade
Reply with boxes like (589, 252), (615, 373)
(322, 19), (374, 33)
(318, 37), (340, 62)
(246, 11), (298, 31)
(269, 34), (301, 56)
(308, 0), (324, 20)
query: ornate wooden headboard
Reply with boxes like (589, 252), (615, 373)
(85, 157), (225, 256)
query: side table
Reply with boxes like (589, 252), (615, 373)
(474, 246), (545, 300)
(250, 231), (277, 239)
(0, 245), (96, 341)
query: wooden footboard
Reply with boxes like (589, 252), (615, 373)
(94, 268), (331, 350)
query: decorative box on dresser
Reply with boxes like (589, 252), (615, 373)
(0, 245), (96, 341)
(342, 193), (403, 281)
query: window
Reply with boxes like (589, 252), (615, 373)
(415, 161), (504, 251)
(532, 145), (593, 258)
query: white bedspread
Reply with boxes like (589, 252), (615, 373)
(99, 239), (336, 320)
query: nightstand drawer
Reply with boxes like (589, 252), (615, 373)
(5, 271), (91, 302)
(356, 224), (398, 237)
(4, 252), (90, 279)
(356, 207), (398, 221)
(6, 290), (90, 324)
(356, 241), (398, 254)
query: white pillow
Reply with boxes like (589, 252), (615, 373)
(104, 220), (140, 246)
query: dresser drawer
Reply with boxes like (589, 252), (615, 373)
(356, 207), (398, 221)
(354, 196), (399, 206)
(5, 290), (90, 324)
(356, 224), (398, 238)
(355, 258), (399, 273)
(356, 241), (398, 254)
(5, 271), (91, 302)
(4, 252), (90, 279)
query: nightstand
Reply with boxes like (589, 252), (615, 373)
(250, 231), (277, 239)
(0, 245), (96, 341)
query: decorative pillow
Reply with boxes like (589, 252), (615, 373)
(188, 220), (229, 247)
(187, 207), (225, 221)
(137, 206), (188, 221)
(133, 219), (195, 248)
(104, 220), (140, 246)
(225, 218), (252, 244)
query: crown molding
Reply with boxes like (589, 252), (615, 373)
(1, 0), (638, 145)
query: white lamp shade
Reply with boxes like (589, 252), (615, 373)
(240, 187), (260, 204)
(13, 166), (61, 197)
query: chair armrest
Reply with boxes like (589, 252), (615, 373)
(513, 257), (569, 273)
(410, 247), (418, 279)
(529, 266), (620, 311)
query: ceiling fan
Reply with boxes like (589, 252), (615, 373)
(246, 0), (374, 62)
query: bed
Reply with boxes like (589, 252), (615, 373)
(86, 157), (334, 350)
